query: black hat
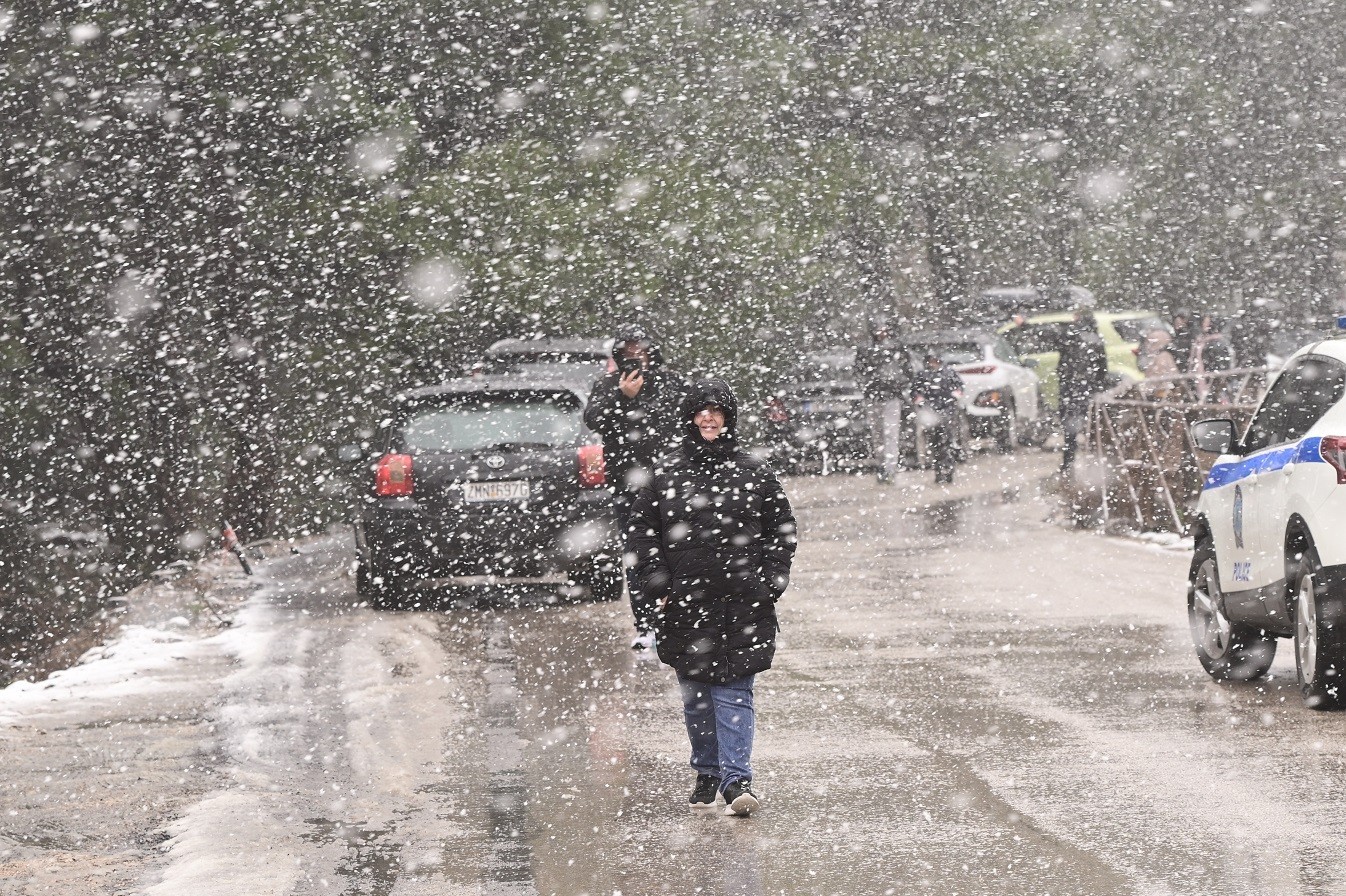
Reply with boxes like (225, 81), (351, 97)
(683, 378), (738, 431)
(611, 323), (663, 366)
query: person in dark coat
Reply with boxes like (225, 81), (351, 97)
(857, 324), (915, 482)
(1056, 309), (1109, 471)
(1169, 308), (1195, 372)
(584, 325), (691, 649)
(908, 353), (965, 484)
(628, 379), (797, 816)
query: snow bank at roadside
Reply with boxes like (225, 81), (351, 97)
(0, 624), (212, 726)
(1124, 531), (1194, 554)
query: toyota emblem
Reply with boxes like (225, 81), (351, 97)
(485, 455), (506, 469)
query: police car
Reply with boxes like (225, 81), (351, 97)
(1189, 337), (1346, 708)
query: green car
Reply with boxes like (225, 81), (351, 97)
(999, 310), (1172, 409)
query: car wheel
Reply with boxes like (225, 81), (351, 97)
(994, 399), (1017, 454)
(357, 559), (403, 609)
(1293, 547), (1346, 709)
(1188, 537), (1276, 681)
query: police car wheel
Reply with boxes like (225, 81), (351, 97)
(1188, 538), (1276, 681)
(1293, 549), (1346, 710)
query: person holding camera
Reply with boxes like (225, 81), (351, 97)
(628, 379), (797, 816)
(585, 324), (691, 650)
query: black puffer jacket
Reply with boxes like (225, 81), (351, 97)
(628, 379), (798, 683)
(1058, 321), (1109, 414)
(583, 326), (691, 494)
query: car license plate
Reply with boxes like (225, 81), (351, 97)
(463, 480), (531, 503)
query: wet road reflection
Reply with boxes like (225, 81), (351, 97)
(481, 616), (537, 892)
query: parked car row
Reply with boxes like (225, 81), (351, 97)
(764, 306), (1172, 473)
(765, 330), (1054, 472)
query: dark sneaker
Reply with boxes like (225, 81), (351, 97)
(722, 779), (760, 817)
(689, 774), (721, 809)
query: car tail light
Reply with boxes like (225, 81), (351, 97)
(1320, 436), (1346, 484)
(974, 390), (1005, 408)
(578, 444), (606, 487)
(766, 398), (790, 424)
(375, 453), (414, 496)
(958, 365), (998, 376)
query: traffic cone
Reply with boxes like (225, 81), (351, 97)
(222, 520), (253, 576)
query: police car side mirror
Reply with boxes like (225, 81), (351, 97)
(1191, 419), (1237, 455)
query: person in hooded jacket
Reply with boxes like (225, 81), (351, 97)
(628, 379), (797, 817)
(585, 325), (692, 650)
(909, 353), (965, 484)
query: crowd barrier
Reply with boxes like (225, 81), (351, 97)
(1085, 368), (1269, 532)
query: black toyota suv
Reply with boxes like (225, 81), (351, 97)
(352, 373), (621, 607)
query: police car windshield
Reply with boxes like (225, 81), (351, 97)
(1244, 356), (1346, 451)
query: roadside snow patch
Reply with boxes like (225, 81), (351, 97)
(0, 625), (207, 726)
(1127, 531), (1194, 553)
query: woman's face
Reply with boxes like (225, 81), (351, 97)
(695, 405), (726, 441)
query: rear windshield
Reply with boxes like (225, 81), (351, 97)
(905, 343), (982, 365)
(399, 392), (584, 452)
(1110, 316), (1170, 344)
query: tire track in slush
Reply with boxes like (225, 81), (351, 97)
(481, 615), (539, 895)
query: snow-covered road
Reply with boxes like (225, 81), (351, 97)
(6, 450), (1346, 895)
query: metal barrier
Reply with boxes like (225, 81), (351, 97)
(1087, 368), (1268, 532)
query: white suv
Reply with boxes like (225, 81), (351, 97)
(1189, 340), (1346, 708)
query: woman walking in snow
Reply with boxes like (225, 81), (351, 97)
(628, 379), (797, 817)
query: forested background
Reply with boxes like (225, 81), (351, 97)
(3, 0), (1345, 667)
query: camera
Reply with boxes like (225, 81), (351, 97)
(617, 355), (644, 375)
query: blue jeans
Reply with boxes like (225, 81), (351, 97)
(678, 674), (756, 788)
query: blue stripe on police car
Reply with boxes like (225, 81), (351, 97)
(1203, 437), (1326, 491)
